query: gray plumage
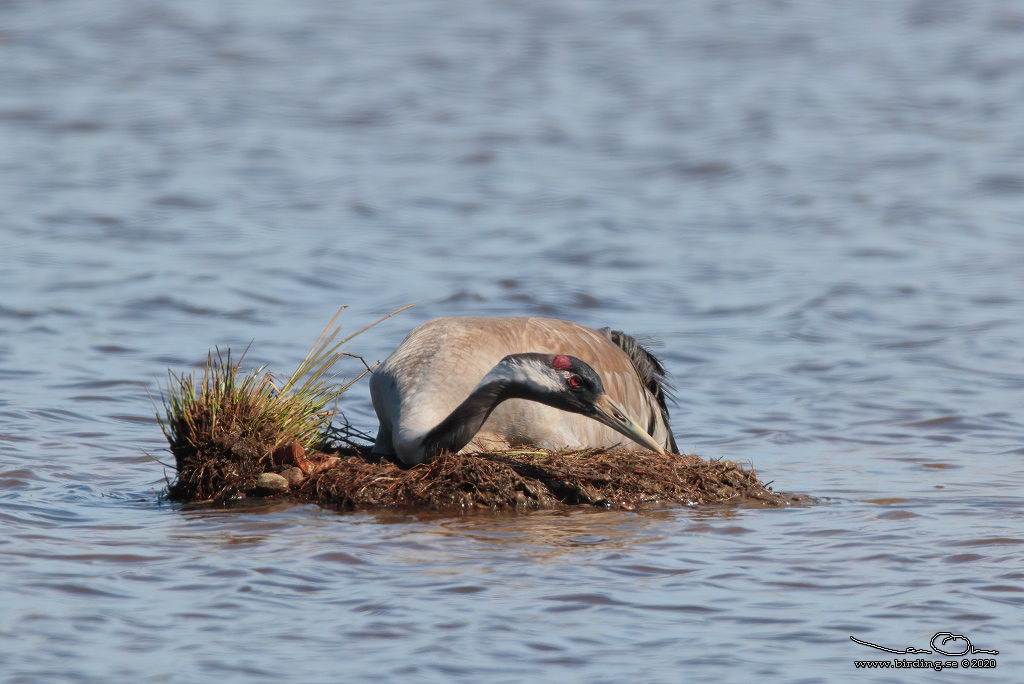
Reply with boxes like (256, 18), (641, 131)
(370, 316), (678, 465)
(595, 327), (678, 453)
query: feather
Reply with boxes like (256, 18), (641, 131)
(370, 317), (678, 464)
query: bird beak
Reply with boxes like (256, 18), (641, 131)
(591, 394), (667, 455)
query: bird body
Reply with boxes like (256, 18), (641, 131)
(370, 316), (677, 465)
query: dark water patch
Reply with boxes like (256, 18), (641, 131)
(638, 159), (738, 179)
(900, 415), (986, 431)
(543, 592), (625, 607)
(0, 469), (37, 487)
(52, 118), (106, 132)
(56, 379), (145, 390)
(977, 175), (1024, 195)
(312, 551), (369, 566)
(870, 337), (945, 350)
(121, 296), (259, 320)
(15, 551), (169, 564)
(0, 433), (33, 443)
(0, 107), (49, 122)
(32, 582), (131, 599)
(440, 290), (486, 303)
(847, 247), (910, 260)
(318, 107), (395, 128)
(93, 344), (136, 354)
(0, 306), (40, 320)
(228, 288), (286, 306)
(641, 603), (723, 614)
(106, 413), (160, 424)
(872, 509), (924, 520)
(441, 584), (486, 594)
(950, 537), (1024, 547)
(978, 585), (1024, 593)
(607, 564), (698, 578)
(27, 408), (92, 423)
(862, 498), (913, 506)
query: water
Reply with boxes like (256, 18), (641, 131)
(2, 0), (1023, 681)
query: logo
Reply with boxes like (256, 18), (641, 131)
(851, 632), (998, 671)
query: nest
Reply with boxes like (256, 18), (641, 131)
(158, 310), (808, 511)
(166, 441), (807, 510)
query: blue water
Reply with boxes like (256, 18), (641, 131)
(2, 1), (1023, 681)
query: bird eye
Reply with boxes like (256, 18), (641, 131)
(568, 375), (582, 388)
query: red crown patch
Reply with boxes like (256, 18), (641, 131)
(552, 355), (572, 370)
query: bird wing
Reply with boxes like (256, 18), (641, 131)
(370, 316), (676, 455)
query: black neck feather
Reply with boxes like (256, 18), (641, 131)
(419, 379), (512, 458)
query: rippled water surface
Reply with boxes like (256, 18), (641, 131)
(3, 1), (1024, 681)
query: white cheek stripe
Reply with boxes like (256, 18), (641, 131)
(483, 359), (563, 394)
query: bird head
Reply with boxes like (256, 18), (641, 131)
(501, 353), (667, 455)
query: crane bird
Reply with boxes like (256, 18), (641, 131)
(370, 316), (678, 465)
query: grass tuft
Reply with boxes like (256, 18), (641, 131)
(158, 306), (410, 501)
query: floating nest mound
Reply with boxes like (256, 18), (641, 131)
(167, 441), (806, 510)
(159, 309), (808, 510)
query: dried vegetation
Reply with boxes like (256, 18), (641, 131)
(157, 308), (806, 510)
